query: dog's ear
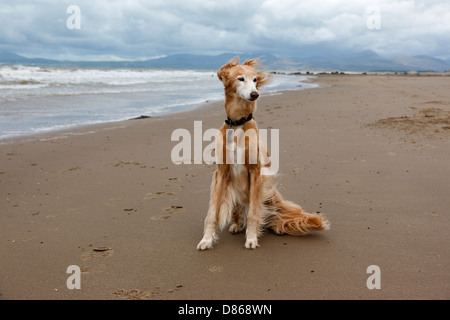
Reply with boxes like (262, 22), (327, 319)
(256, 70), (270, 90)
(217, 56), (240, 82)
(243, 57), (262, 69)
(244, 57), (270, 89)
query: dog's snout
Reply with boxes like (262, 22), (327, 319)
(250, 91), (259, 100)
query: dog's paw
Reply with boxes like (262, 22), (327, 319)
(321, 217), (331, 231)
(229, 223), (244, 234)
(244, 237), (259, 249)
(197, 238), (214, 250)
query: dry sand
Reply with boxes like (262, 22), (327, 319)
(0, 74), (449, 300)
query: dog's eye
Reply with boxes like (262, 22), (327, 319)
(253, 78), (257, 83)
(238, 77), (245, 82)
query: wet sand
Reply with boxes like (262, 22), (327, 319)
(1, 74), (449, 300)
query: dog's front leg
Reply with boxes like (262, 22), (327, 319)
(197, 168), (227, 250)
(245, 168), (263, 249)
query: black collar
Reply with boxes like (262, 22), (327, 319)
(225, 113), (253, 126)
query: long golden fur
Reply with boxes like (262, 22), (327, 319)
(197, 57), (330, 250)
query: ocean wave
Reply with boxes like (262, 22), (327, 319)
(0, 65), (218, 100)
(0, 65), (317, 139)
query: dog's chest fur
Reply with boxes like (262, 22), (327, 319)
(225, 125), (250, 203)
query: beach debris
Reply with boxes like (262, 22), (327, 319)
(129, 115), (152, 120)
(81, 246), (113, 261)
(93, 246), (111, 252)
(207, 265), (224, 273)
(60, 166), (82, 173)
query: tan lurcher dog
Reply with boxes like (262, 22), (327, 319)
(197, 57), (330, 250)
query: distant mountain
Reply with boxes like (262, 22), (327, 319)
(276, 50), (450, 72)
(331, 50), (407, 71)
(392, 55), (450, 72)
(138, 53), (278, 69)
(0, 50), (449, 72)
(0, 51), (24, 61)
(0, 51), (277, 70)
(0, 51), (64, 66)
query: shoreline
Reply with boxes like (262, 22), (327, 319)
(0, 69), (318, 141)
(1, 74), (449, 299)
(0, 76), (316, 144)
(4, 71), (449, 143)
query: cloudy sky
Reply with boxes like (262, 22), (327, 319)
(1, 0), (449, 61)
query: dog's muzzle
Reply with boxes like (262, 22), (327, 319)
(249, 91), (259, 101)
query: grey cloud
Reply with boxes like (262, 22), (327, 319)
(0, 0), (449, 60)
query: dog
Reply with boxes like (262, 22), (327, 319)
(197, 57), (330, 250)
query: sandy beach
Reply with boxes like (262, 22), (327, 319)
(1, 74), (449, 300)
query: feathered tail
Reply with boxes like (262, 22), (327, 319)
(265, 191), (330, 235)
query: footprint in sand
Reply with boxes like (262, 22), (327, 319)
(163, 205), (184, 214)
(78, 247), (113, 277)
(165, 177), (183, 188)
(104, 197), (122, 206)
(111, 160), (146, 168)
(80, 264), (106, 274)
(112, 285), (183, 300)
(143, 191), (176, 200)
(150, 215), (171, 221)
(150, 205), (184, 221)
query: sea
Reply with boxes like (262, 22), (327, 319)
(0, 65), (318, 139)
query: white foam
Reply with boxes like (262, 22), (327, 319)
(0, 65), (317, 139)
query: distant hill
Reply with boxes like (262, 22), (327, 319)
(0, 50), (449, 72)
(138, 53), (278, 69)
(0, 52), (24, 61)
(332, 50), (407, 71)
(270, 50), (450, 72)
(392, 55), (450, 72)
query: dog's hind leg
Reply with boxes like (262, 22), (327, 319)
(229, 204), (247, 234)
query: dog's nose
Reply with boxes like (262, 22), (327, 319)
(250, 91), (259, 100)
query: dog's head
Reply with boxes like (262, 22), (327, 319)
(217, 57), (270, 102)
